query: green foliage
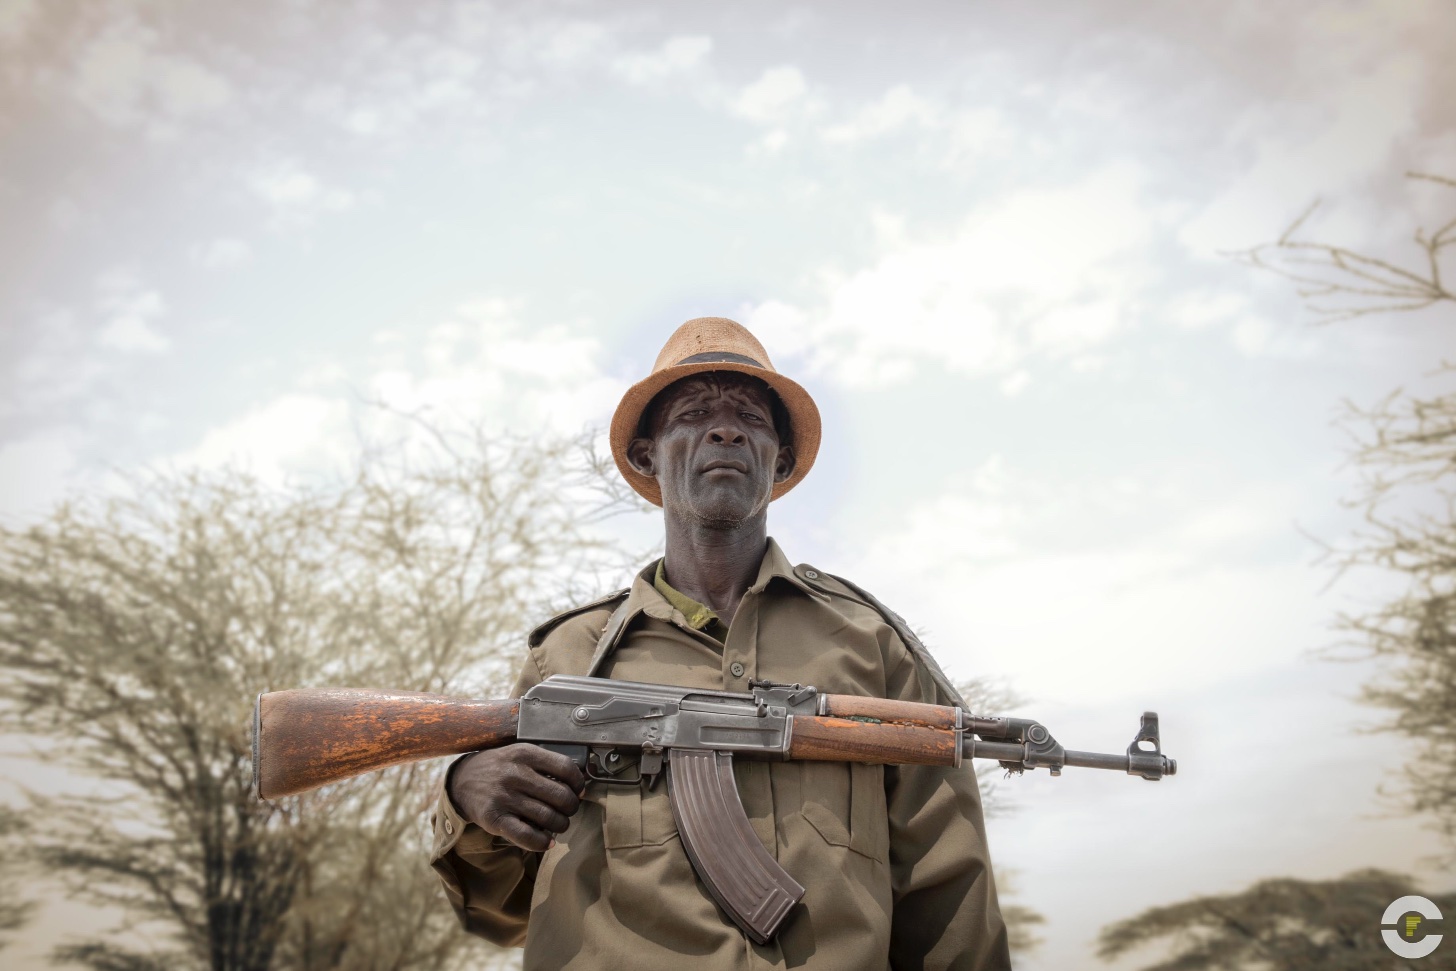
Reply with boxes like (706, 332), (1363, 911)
(0, 430), (636, 971)
(1097, 869), (1456, 970)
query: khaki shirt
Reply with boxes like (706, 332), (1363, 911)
(430, 539), (1010, 970)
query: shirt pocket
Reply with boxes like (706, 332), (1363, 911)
(600, 774), (680, 849)
(799, 761), (889, 863)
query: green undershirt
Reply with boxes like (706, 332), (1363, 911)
(653, 560), (730, 644)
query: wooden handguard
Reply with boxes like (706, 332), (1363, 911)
(819, 693), (960, 729)
(788, 715), (960, 766)
(253, 687), (519, 799)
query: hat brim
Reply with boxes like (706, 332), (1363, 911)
(610, 361), (821, 507)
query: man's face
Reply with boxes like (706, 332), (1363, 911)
(627, 373), (796, 527)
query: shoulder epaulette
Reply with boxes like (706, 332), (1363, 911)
(528, 588), (630, 648)
(792, 566), (969, 710)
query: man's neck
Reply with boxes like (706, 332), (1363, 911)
(660, 510), (767, 630)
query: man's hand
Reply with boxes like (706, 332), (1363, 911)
(448, 744), (586, 852)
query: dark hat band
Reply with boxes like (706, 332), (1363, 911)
(675, 351), (765, 367)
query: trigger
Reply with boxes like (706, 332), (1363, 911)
(538, 742), (590, 773)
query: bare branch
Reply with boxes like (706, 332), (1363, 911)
(1225, 172), (1456, 323)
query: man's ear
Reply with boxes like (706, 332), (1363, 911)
(626, 438), (657, 477)
(773, 444), (797, 484)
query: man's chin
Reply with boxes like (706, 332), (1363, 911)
(668, 489), (768, 528)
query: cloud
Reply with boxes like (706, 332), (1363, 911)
(1228, 316), (1317, 359)
(367, 298), (625, 436)
(298, 12), (629, 142)
(177, 393), (354, 487)
(744, 165), (1155, 387)
(838, 456), (1321, 703)
(999, 369), (1030, 396)
(747, 128), (790, 157)
(817, 83), (1010, 171)
(1166, 291), (1320, 359)
(821, 84), (939, 142)
(189, 238), (253, 269)
(95, 270), (169, 354)
(0, 0), (37, 46)
(0, 434), (79, 522)
(536, 19), (611, 66)
(1, 309), (112, 424)
(1180, 56), (1423, 255)
(298, 24), (495, 140)
(150, 56), (232, 118)
(731, 66), (809, 125)
(68, 14), (231, 134)
(612, 35), (712, 84)
(248, 159), (355, 229)
(169, 299), (626, 490)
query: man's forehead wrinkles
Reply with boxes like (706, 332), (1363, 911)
(666, 376), (771, 409)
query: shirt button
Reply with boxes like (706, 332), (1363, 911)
(804, 570), (819, 580)
(444, 819), (454, 836)
(729, 661), (745, 677)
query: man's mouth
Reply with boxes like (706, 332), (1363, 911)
(702, 459), (748, 475)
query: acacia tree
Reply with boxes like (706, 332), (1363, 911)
(1240, 171), (1456, 853)
(1097, 174), (1455, 969)
(0, 428), (640, 971)
(0, 806), (34, 951)
(1097, 869), (1456, 970)
(1332, 374), (1456, 853)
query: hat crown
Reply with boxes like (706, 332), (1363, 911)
(651, 317), (776, 374)
(611, 315), (819, 507)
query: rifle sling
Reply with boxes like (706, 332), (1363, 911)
(583, 596), (635, 677)
(825, 573), (970, 710)
(582, 575), (965, 712)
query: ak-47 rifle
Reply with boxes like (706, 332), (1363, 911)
(253, 674), (1176, 944)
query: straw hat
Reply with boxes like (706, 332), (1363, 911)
(610, 317), (821, 507)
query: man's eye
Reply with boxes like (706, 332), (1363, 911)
(680, 409), (707, 418)
(740, 412), (763, 422)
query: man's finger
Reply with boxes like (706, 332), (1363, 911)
(493, 812), (553, 853)
(511, 797), (572, 835)
(515, 744), (587, 791)
(507, 766), (583, 817)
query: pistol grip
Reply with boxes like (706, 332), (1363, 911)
(666, 748), (805, 944)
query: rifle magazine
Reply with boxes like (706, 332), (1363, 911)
(666, 748), (805, 944)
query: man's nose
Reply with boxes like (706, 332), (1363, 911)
(706, 423), (747, 446)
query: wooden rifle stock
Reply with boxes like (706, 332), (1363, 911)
(253, 688), (519, 799)
(253, 675), (1173, 943)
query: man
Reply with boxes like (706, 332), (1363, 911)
(430, 317), (1011, 969)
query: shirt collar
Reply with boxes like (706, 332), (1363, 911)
(749, 536), (824, 600)
(624, 536), (821, 624)
(585, 538), (825, 673)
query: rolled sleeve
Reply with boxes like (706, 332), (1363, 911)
(428, 653), (548, 946)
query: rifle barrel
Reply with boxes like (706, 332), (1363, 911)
(962, 736), (1177, 779)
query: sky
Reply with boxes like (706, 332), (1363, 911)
(2, 0), (1454, 968)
